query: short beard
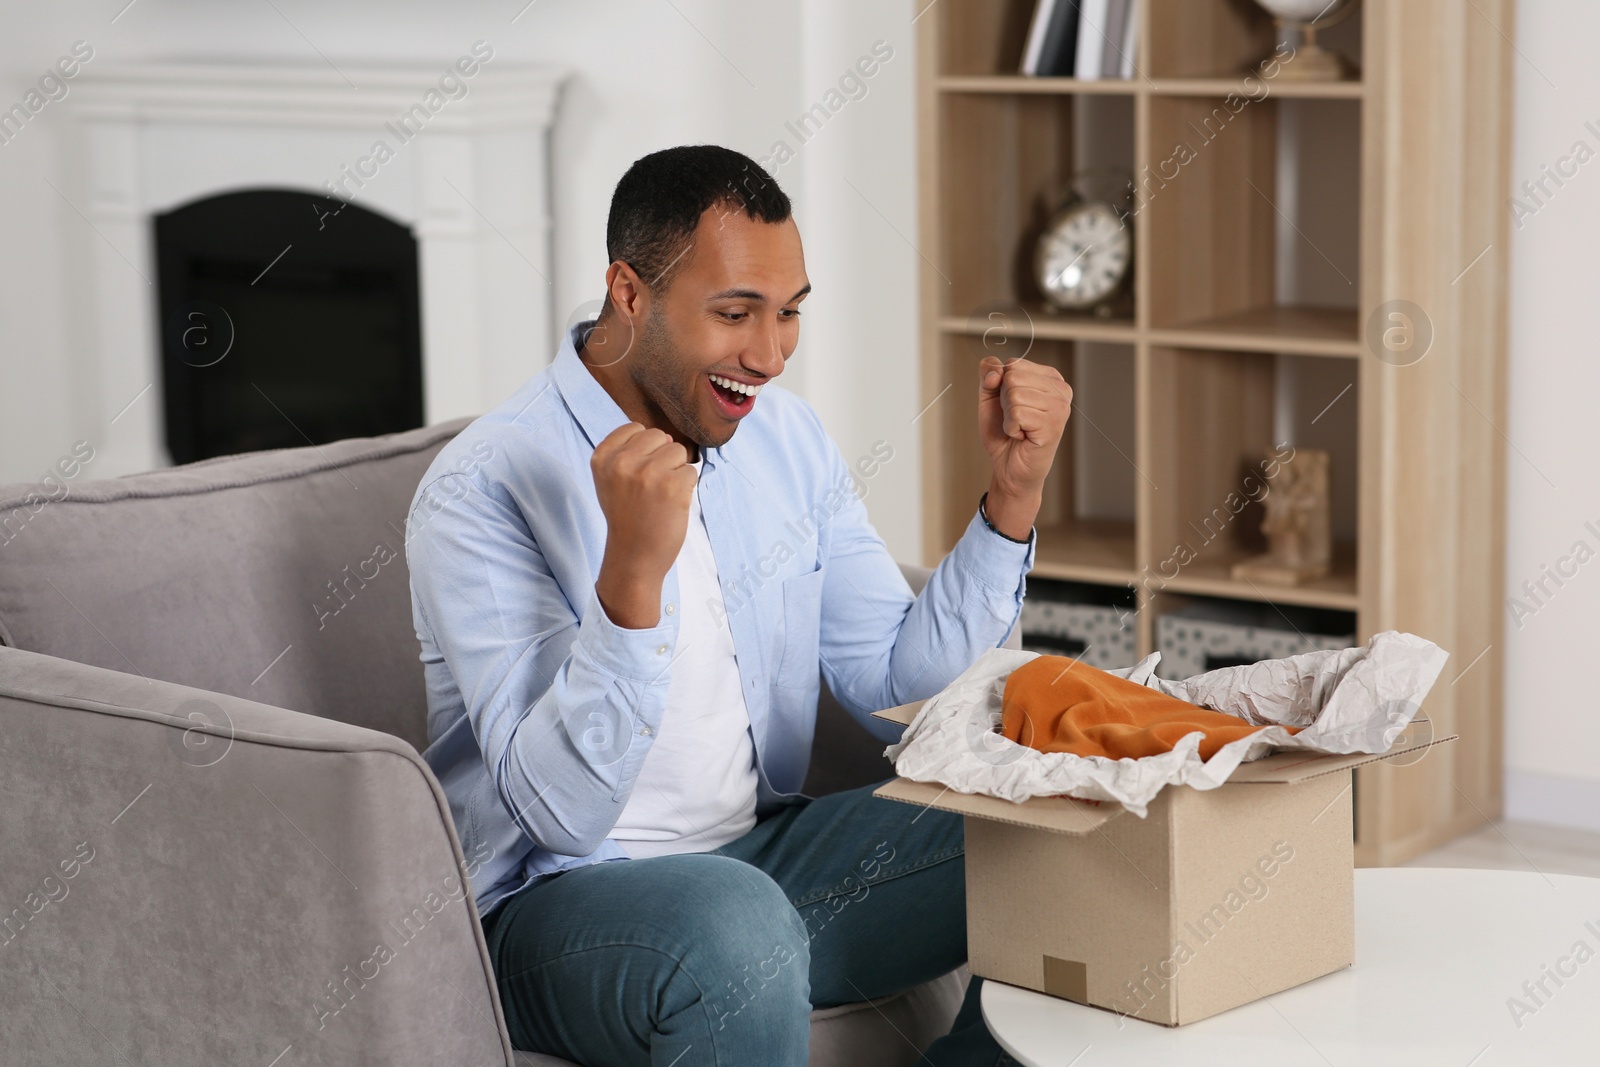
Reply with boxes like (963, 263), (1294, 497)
(632, 304), (723, 449)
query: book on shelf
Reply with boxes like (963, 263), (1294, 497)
(1074, 0), (1106, 79)
(1117, 0), (1139, 77)
(1027, 0), (1136, 81)
(1020, 0), (1082, 77)
(1100, 0), (1132, 78)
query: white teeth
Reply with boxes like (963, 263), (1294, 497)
(710, 373), (762, 398)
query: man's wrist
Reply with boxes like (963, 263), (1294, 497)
(595, 563), (666, 629)
(980, 487), (1039, 543)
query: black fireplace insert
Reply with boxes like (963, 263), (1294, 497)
(154, 188), (424, 465)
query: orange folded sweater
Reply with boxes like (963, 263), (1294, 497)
(1000, 655), (1303, 761)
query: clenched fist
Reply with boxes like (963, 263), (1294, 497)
(592, 423), (698, 629)
(977, 355), (1072, 540)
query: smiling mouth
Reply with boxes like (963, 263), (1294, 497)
(707, 372), (762, 418)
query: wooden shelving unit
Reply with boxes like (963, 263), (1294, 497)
(915, 0), (1514, 866)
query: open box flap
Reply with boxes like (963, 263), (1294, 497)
(1228, 727), (1458, 783)
(871, 702), (924, 727)
(873, 777), (1124, 835)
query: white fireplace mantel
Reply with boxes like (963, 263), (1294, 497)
(64, 61), (566, 476)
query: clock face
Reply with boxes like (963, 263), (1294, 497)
(1036, 200), (1131, 311)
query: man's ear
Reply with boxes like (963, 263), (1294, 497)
(587, 266), (645, 369)
(605, 260), (648, 323)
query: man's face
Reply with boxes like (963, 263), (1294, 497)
(624, 206), (809, 449)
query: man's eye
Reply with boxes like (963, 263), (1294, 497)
(721, 311), (746, 322)
(781, 308), (802, 319)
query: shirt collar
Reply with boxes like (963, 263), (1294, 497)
(549, 316), (726, 464)
(550, 317), (633, 450)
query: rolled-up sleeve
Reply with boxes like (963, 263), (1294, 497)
(406, 471), (676, 858)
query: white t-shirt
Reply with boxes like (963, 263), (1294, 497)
(611, 458), (759, 859)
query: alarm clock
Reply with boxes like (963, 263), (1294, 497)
(1033, 183), (1132, 315)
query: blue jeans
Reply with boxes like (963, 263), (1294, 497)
(480, 779), (1013, 1066)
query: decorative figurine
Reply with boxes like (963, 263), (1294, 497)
(1232, 449), (1332, 585)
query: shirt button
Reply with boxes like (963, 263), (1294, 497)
(664, 603), (676, 616)
(640, 726), (654, 737)
(655, 644), (668, 656)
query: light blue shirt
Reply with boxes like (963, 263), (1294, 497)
(405, 318), (1036, 918)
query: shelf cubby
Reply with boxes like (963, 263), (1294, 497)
(1141, 90), (1361, 353)
(940, 91), (1135, 324)
(940, 92), (1074, 318)
(1143, 0), (1363, 82)
(1145, 344), (1358, 610)
(1036, 340), (1139, 582)
(930, 335), (1139, 586)
(1142, 91), (1279, 329)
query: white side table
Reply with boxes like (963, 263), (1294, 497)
(982, 867), (1600, 1065)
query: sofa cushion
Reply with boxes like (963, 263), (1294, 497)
(0, 419), (472, 752)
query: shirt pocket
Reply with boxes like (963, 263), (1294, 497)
(775, 565), (826, 690)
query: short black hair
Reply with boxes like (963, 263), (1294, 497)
(604, 145), (792, 305)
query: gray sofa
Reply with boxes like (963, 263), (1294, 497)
(0, 418), (1013, 1067)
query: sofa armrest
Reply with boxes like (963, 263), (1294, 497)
(802, 561), (1024, 797)
(0, 646), (513, 1067)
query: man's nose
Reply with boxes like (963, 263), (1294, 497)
(744, 315), (787, 378)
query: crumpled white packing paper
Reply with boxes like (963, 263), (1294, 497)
(882, 630), (1450, 818)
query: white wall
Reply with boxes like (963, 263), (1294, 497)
(791, 3), (922, 559)
(1503, 1), (1600, 830)
(3, 1), (1597, 831)
(0, 0), (925, 559)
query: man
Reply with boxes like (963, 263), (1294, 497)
(406, 144), (1071, 1065)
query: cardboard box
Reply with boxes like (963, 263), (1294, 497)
(872, 702), (1456, 1026)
